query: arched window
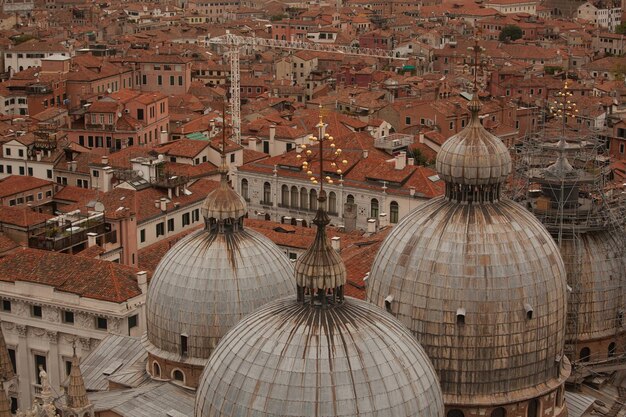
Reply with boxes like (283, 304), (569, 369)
(609, 342), (616, 358)
(281, 185), (289, 206)
(347, 194), (355, 204)
(390, 201), (399, 223)
(580, 347), (591, 362)
(328, 192), (337, 214)
(300, 188), (308, 210)
(241, 179), (248, 201)
(447, 410), (464, 417)
(491, 408), (506, 417)
(152, 362), (161, 378)
(370, 198), (379, 218)
(310, 189), (318, 211)
(291, 186), (299, 208)
(527, 399), (540, 417)
(263, 182), (271, 204)
(172, 369), (184, 382)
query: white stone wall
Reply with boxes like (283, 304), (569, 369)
(0, 281), (145, 410)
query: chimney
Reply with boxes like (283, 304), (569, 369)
(86, 232), (97, 247)
(367, 218), (377, 234)
(136, 271), (148, 294)
(419, 133), (425, 143)
(160, 130), (168, 144)
(159, 197), (167, 211)
(362, 149), (369, 159)
(409, 186), (416, 197)
(283, 216), (292, 224)
(154, 199), (160, 208)
(407, 157), (415, 166)
(379, 212), (389, 228)
(269, 124), (276, 155)
(395, 151), (406, 170)
(101, 155), (109, 165)
(331, 236), (341, 252)
(36, 152), (42, 162)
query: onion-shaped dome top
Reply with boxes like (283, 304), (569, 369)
(201, 176), (247, 222)
(367, 89), (570, 405)
(435, 94), (512, 193)
(294, 190), (346, 294)
(195, 297), (444, 417)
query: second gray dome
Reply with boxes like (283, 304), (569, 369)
(145, 228), (294, 362)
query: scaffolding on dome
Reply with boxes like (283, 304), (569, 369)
(507, 86), (626, 386)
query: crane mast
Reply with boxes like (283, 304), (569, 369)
(208, 32), (406, 144)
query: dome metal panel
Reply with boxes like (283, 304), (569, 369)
(195, 297), (444, 417)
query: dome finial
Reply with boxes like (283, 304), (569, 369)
(467, 32), (484, 115)
(200, 107), (247, 232)
(294, 107), (347, 306)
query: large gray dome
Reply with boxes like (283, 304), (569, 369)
(145, 227), (295, 363)
(562, 230), (625, 343)
(367, 91), (570, 407)
(195, 297), (444, 417)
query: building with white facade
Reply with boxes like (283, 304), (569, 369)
(483, 0), (538, 15)
(0, 248), (146, 410)
(577, 1), (622, 31)
(3, 40), (71, 76)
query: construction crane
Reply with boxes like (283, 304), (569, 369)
(208, 32), (407, 144)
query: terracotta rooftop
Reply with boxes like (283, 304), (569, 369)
(0, 206), (53, 228)
(0, 176), (54, 198)
(0, 248), (141, 303)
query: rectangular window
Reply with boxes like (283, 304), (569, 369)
(18, 149), (23, 157)
(45, 191), (52, 198)
(63, 311), (74, 324)
(92, 170), (99, 177)
(140, 229), (146, 243)
(142, 75), (147, 85)
(5, 149), (10, 156)
(156, 222), (165, 237)
(167, 218), (174, 232)
(25, 195), (33, 202)
(0, 166), (3, 173)
(182, 213), (190, 226)
(170, 75), (175, 85)
(65, 360), (72, 377)
(193, 209), (199, 222)
(230, 153), (235, 163)
(34, 355), (46, 384)
(8, 349), (16, 374)
(180, 335), (188, 355)
(178, 76), (183, 86)
(46, 169), (52, 179)
(19, 166), (24, 175)
(32, 305), (42, 318)
(38, 192), (42, 200)
(2, 300), (11, 312)
(6, 166), (11, 174)
(28, 167), (33, 176)
(96, 317), (108, 330)
(405, 116), (411, 125)
(128, 314), (138, 329)
(158, 75), (162, 85)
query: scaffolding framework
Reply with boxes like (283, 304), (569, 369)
(508, 111), (626, 383)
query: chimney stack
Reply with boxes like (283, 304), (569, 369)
(159, 197), (167, 211)
(363, 149), (369, 159)
(86, 232), (97, 247)
(331, 236), (341, 252)
(407, 157), (415, 166)
(367, 218), (377, 234)
(395, 151), (406, 170)
(379, 212), (389, 228)
(136, 271), (148, 294)
(409, 186), (416, 197)
(101, 155), (109, 165)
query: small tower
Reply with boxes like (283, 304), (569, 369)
(60, 345), (93, 417)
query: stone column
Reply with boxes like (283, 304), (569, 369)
(15, 325), (29, 410)
(45, 331), (59, 391)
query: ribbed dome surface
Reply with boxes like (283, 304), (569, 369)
(435, 105), (512, 186)
(367, 197), (569, 404)
(145, 228), (294, 362)
(201, 180), (247, 221)
(562, 230), (625, 342)
(195, 297), (444, 417)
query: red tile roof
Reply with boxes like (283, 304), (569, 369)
(0, 176), (54, 198)
(0, 206), (53, 228)
(0, 248), (141, 303)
